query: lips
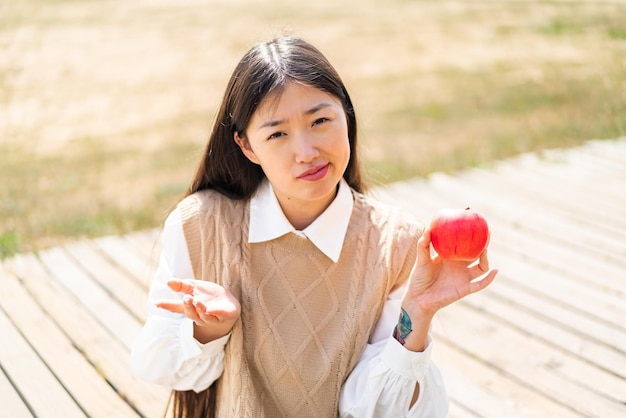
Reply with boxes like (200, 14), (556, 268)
(297, 163), (329, 181)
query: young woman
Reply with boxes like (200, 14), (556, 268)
(130, 35), (497, 418)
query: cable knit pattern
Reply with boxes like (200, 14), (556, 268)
(177, 189), (423, 417)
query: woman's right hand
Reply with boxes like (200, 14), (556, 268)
(156, 279), (241, 343)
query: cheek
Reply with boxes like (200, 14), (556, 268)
(336, 131), (351, 161)
(249, 146), (287, 176)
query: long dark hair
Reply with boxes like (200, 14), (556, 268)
(185, 34), (365, 200)
(172, 35), (365, 418)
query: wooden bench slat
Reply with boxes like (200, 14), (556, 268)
(484, 273), (626, 354)
(434, 341), (578, 417)
(123, 229), (162, 264)
(5, 254), (170, 418)
(466, 162), (626, 238)
(446, 402), (480, 418)
(0, 266), (141, 417)
(37, 246), (142, 351)
(64, 241), (149, 323)
(0, 309), (86, 418)
(512, 152), (626, 209)
(0, 366), (34, 418)
(436, 302), (626, 416)
(462, 281), (626, 379)
(488, 248), (626, 334)
(94, 235), (158, 289)
(489, 221), (626, 296)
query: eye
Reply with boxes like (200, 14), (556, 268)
(268, 131), (286, 140)
(312, 117), (329, 127)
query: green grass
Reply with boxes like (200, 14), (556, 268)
(362, 58), (626, 183)
(0, 140), (198, 257)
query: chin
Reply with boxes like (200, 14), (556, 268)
(307, 180), (341, 201)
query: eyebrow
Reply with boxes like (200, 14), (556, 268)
(257, 102), (335, 130)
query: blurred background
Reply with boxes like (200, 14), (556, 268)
(1, 0), (625, 257)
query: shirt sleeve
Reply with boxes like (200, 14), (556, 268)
(130, 208), (228, 392)
(338, 285), (449, 417)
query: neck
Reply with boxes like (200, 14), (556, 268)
(280, 186), (339, 230)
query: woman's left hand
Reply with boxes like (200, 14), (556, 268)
(404, 227), (498, 318)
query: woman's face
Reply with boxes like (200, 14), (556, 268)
(235, 81), (351, 229)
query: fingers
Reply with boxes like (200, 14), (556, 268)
(417, 228), (434, 264)
(155, 299), (185, 313)
(159, 279), (240, 326)
(158, 295), (216, 323)
(155, 296), (204, 318)
(166, 279), (196, 294)
(418, 227), (431, 249)
(191, 298), (222, 322)
(467, 248), (497, 294)
(469, 269), (498, 294)
(156, 279), (198, 315)
(182, 295), (204, 323)
(156, 295), (226, 323)
(479, 249), (490, 271)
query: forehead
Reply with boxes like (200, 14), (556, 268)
(253, 82), (342, 120)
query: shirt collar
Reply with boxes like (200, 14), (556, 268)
(248, 178), (354, 263)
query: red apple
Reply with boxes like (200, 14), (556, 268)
(429, 207), (489, 261)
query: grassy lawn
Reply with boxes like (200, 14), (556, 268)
(1, 0), (625, 257)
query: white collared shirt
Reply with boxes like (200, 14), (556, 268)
(130, 180), (447, 417)
(249, 178), (353, 262)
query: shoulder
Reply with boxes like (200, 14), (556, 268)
(177, 188), (237, 211)
(352, 189), (424, 239)
(177, 189), (248, 223)
(174, 189), (249, 278)
(349, 189), (423, 290)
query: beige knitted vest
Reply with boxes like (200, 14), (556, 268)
(177, 188), (421, 417)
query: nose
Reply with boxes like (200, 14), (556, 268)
(293, 132), (319, 163)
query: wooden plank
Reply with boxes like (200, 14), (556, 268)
(562, 142), (626, 174)
(517, 150), (626, 209)
(0, 265), (140, 417)
(477, 272), (626, 354)
(488, 246), (626, 333)
(123, 228), (162, 264)
(584, 138), (626, 165)
(463, 276), (626, 379)
(94, 235), (158, 289)
(37, 246), (142, 351)
(433, 341), (577, 418)
(63, 240), (149, 323)
(0, 366), (33, 418)
(489, 220), (626, 297)
(479, 162), (626, 246)
(0, 308), (86, 418)
(435, 302), (626, 416)
(446, 401), (480, 418)
(4, 254), (170, 418)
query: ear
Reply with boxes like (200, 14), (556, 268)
(234, 132), (260, 164)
